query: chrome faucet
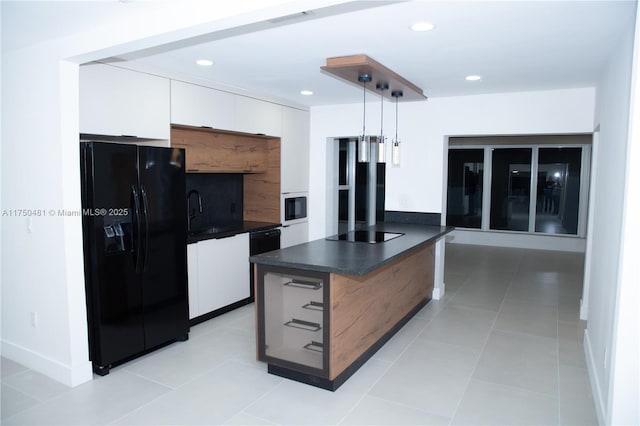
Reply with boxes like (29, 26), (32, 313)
(187, 189), (203, 231)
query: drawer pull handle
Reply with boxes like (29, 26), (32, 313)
(303, 341), (324, 352)
(284, 280), (321, 290)
(302, 301), (324, 311)
(284, 318), (321, 332)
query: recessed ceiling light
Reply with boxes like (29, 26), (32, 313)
(196, 59), (213, 66)
(410, 22), (435, 32)
(465, 75), (482, 81)
(300, 90), (313, 96)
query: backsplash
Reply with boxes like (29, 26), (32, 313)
(186, 173), (243, 230)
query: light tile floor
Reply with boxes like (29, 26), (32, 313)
(1, 244), (598, 425)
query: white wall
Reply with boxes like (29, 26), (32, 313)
(0, 0), (346, 387)
(584, 4), (640, 424)
(309, 88), (595, 241)
(1, 47), (86, 385)
(609, 12), (640, 421)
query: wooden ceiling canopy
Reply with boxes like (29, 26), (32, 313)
(321, 54), (427, 102)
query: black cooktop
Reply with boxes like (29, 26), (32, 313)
(326, 230), (404, 244)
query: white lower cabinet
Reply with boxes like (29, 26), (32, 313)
(187, 233), (250, 319)
(281, 222), (309, 248)
(187, 244), (199, 319)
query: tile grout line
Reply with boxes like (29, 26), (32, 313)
(1, 380), (48, 422)
(109, 359), (250, 425)
(335, 311), (439, 425)
(220, 378), (286, 426)
(447, 251), (523, 426)
(361, 393), (454, 421)
(119, 367), (182, 391)
(335, 347), (413, 424)
(556, 287), (562, 426)
(1, 371), (67, 404)
(227, 411), (280, 426)
(233, 375), (288, 424)
(471, 377), (561, 400)
(107, 390), (173, 426)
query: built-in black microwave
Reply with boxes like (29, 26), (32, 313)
(282, 192), (308, 225)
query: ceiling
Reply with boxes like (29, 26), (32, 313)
(3, 0), (637, 107)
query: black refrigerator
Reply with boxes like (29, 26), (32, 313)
(80, 141), (189, 375)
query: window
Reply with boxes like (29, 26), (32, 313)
(535, 148), (582, 234)
(446, 135), (590, 236)
(447, 149), (483, 228)
(490, 148), (532, 232)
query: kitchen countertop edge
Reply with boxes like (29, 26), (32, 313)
(187, 221), (281, 244)
(250, 224), (453, 276)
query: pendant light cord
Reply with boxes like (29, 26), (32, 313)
(362, 80), (366, 137)
(380, 89), (384, 139)
(395, 95), (399, 141)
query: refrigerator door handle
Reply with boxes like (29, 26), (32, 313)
(131, 185), (143, 273)
(141, 185), (150, 272)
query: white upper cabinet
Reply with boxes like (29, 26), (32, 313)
(170, 80), (236, 131)
(235, 96), (282, 137)
(171, 81), (282, 136)
(80, 63), (170, 140)
(281, 107), (310, 193)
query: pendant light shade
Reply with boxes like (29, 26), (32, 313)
(358, 136), (370, 163)
(392, 140), (401, 167)
(376, 82), (388, 163)
(377, 137), (386, 163)
(358, 73), (372, 163)
(392, 90), (403, 167)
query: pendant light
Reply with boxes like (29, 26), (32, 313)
(357, 73), (372, 163)
(391, 90), (403, 167)
(376, 82), (388, 163)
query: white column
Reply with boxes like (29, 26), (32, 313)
(432, 238), (446, 299)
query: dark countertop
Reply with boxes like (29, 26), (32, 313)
(249, 223), (452, 276)
(187, 221), (281, 244)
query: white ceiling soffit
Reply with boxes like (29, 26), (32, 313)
(112, 1), (394, 61)
(11, 0), (633, 107)
(0, 0), (381, 53)
(115, 0), (636, 106)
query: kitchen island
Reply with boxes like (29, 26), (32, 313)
(250, 223), (451, 390)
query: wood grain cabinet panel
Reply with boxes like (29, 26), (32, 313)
(329, 244), (434, 379)
(170, 124), (281, 224)
(171, 125), (268, 173)
(244, 138), (281, 224)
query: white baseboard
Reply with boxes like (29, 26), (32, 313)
(449, 229), (586, 252)
(584, 330), (607, 425)
(432, 283), (445, 300)
(2, 339), (92, 387)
